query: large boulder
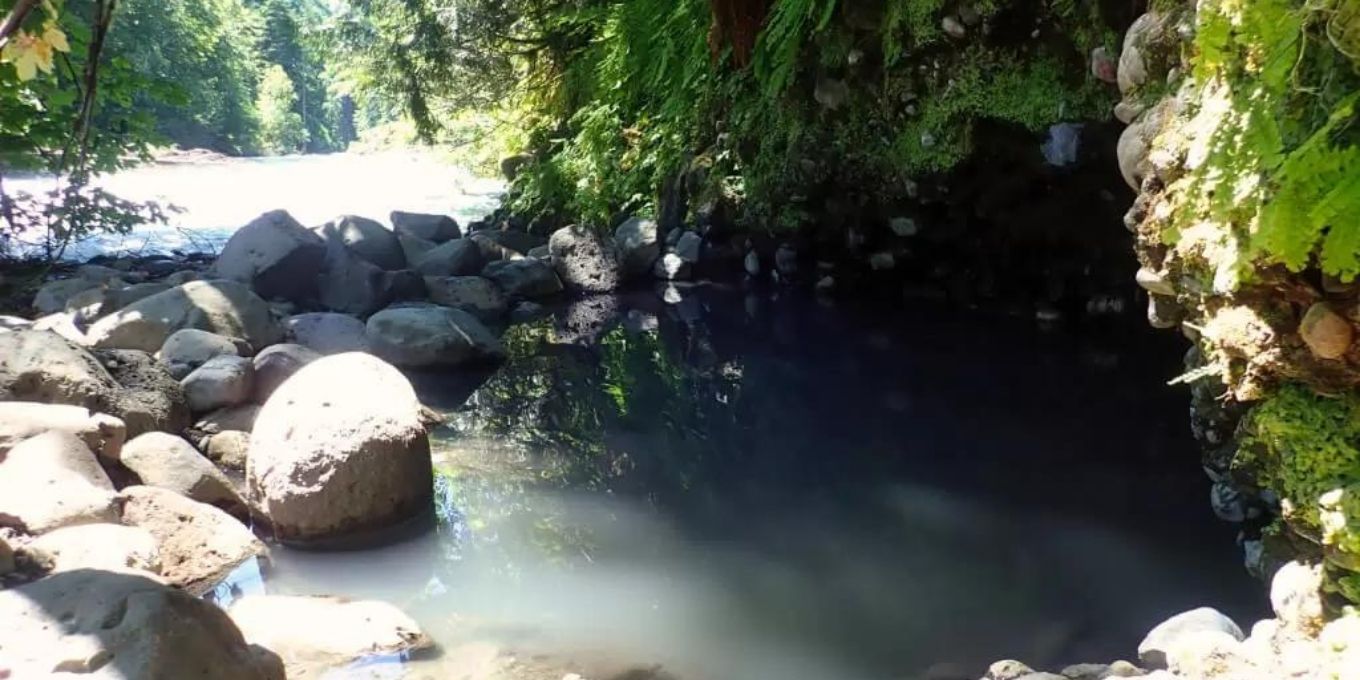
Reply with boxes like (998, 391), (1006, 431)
(424, 275), (509, 320)
(182, 355), (255, 414)
(614, 217), (661, 278)
(248, 353), (434, 544)
(228, 595), (433, 678)
(252, 343), (320, 403)
(282, 312), (370, 355)
(118, 485), (267, 594)
(391, 211), (461, 243)
(121, 432), (246, 515)
(102, 281), (174, 314)
(158, 328), (243, 379)
(483, 258), (564, 299)
(366, 305), (505, 368)
(471, 229), (546, 260)
(399, 233), (439, 265)
(29, 523), (160, 574)
(86, 280), (282, 352)
(0, 402), (126, 460)
(0, 329), (116, 407)
(0, 431), (118, 534)
(324, 215), (406, 271)
(316, 224), (426, 316)
(95, 349), (192, 437)
(413, 238), (483, 277)
(549, 225), (621, 293)
(0, 569), (284, 679)
(1138, 607), (1244, 669)
(212, 210), (326, 303)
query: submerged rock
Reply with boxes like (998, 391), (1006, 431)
(229, 595), (433, 677)
(0, 569), (284, 679)
(248, 353), (434, 544)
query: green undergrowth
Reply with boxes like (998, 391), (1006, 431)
(1241, 385), (1360, 605)
(503, 0), (1120, 231)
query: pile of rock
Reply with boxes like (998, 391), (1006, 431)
(977, 562), (1359, 680)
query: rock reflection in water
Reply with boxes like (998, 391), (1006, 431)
(258, 285), (1265, 680)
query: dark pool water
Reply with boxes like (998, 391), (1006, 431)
(227, 283), (1267, 680)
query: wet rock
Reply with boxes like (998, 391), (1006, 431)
(391, 211), (461, 243)
(158, 328), (243, 380)
(212, 210), (326, 304)
(282, 312), (370, 355)
(1138, 607), (1244, 669)
(324, 215), (406, 271)
(615, 217), (661, 278)
(413, 237), (484, 277)
(425, 275), (509, 320)
(0, 431), (118, 534)
(252, 343), (320, 403)
(483, 258), (565, 299)
(366, 305), (504, 368)
(29, 523), (160, 573)
(34, 277), (104, 315)
(0, 569), (284, 679)
(121, 432), (246, 515)
(550, 225), (622, 293)
(182, 355), (255, 414)
(118, 485), (266, 594)
(87, 279), (282, 352)
(206, 430), (251, 471)
(1299, 302), (1352, 360)
(0, 402), (126, 460)
(229, 595), (432, 677)
(248, 353), (434, 544)
(1270, 561), (1326, 634)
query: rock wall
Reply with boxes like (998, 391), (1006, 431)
(1116, 0), (1360, 610)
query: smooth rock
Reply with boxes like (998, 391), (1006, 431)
(282, 312), (370, 355)
(1138, 607), (1244, 669)
(483, 258), (565, 299)
(0, 569), (285, 679)
(1300, 302), (1352, 360)
(317, 222), (426, 316)
(34, 277), (103, 315)
(87, 279), (282, 352)
(212, 210), (326, 304)
(326, 215), (406, 271)
(366, 305), (504, 368)
(425, 275), (509, 320)
(0, 431), (117, 534)
(196, 404), (261, 434)
(158, 328), (242, 379)
(391, 211), (461, 243)
(1271, 561), (1326, 633)
(229, 595), (433, 677)
(29, 523), (160, 573)
(118, 485), (266, 594)
(0, 402), (126, 460)
(252, 343), (320, 403)
(675, 231), (703, 263)
(614, 217), (661, 278)
(121, 432), (246, 515)
(248, 353), (434, 544)
(182, 355), (255, 414)
(550, 225), (621, 293)
(413, 237), (484, 277)
(206, 430), (251, 471)
(398, 233), (438, 266)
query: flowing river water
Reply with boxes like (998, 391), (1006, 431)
(17, 153), (1268, 679)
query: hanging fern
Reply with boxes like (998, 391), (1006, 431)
(752, 0), (838, 99)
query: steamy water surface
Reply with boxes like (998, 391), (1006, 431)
(35, 154), (1265, 679)
(225, 289), (1265, 680)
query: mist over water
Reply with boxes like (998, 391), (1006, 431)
(222, 287), (1267, 680)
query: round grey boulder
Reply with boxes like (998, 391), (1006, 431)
(182, 355), (255, 414)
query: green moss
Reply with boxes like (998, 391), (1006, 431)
(1243, 384), (1360, 602)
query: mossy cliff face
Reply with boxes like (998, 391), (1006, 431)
(1117, 0), (1360, 610)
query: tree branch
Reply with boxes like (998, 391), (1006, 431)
(0, 0), (40, 49)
